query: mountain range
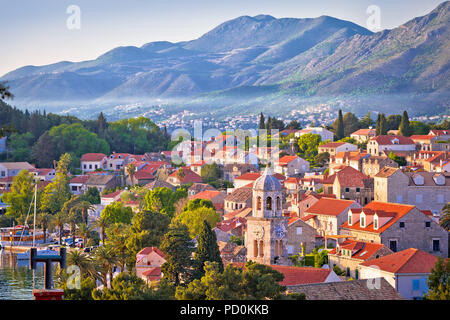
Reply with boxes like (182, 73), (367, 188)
(1, 1), (449, 119)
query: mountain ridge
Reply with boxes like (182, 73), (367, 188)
(2, 1), (449, 118)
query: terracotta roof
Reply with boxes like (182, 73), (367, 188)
(134, 171), (155, 180)
(301, 214), (316, 222)
(351, 129), (376, 136)
(108, 153), (132, 160)
(144, 180), (176, 190)
(80, 153), (107, 161)
(287, 278), (403, 300)
(0, 162), (35, 170)
(223, 207), (253, 220)
(29, 168), (54, 175)
(225, 186), (253, 202)
(410, 135), (435, 141)
(429, 130), (450, 136)
(137, 247), (166, 258)
(101, 189), (123, 199)
(278, 155), (300, 165)
(341, 202), (416, 234)
(359, 248), (439, 274)
(0, 176), (14, 183)
(319, 142), (346, 148)
(328, 240), (388, 261)
(375, 167), (399, 178)
(216, 217), (246, 233)
(306, 198), (357, 217)
(334, 166), (371, 188)
(370, 135), (414, 145)
(142, 267), (162, 277)
(333, 151), (369, 161)
(188, 183), (217, 192)
(235, 172), (285, 182)
(69, 175), (90, 184)
(231, 263), (332, 286)
(190, 190), (226, 203)
(168, 168), (202, 184)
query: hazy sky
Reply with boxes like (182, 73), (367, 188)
(0, 0), (446, 76)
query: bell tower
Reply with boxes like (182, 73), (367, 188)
(246, 166), (289, 265)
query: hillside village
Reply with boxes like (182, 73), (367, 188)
(0, 110), (449, 300)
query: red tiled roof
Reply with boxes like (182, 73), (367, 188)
(429, 130), (450, 136)
(410, 135), (435, 141)
(101, 189), (123, 199)
(278, 155), (299, 165)
(370, 135), (415, 145)
(169, 168), (202, 184)
(335, 166), (371, 188)
(359, 248), (439, 274)
(328, 240), (386, 261)
(80, 153), (107, 161)
(351, 129), (376, 136)
(306, 198), (356, 217)
(319, 142), (346, 148)
(135, 171), (155, 180)
(232, 263), (332, 286)
(69, 175), (90, 184)
(301, 214), (316, 222)
(137, 247), (166, 258)
(29, 168), (53, 175)
(0, 176), (14, 183)
(190, 190), (224, 202)
(235, 172), (286, 182)
(341, 202), (415, 234)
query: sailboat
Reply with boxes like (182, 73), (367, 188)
(14, 184), (57, 260)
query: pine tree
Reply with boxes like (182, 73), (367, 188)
(398, 111), (412, 137)
(258, 113), (266, 130)
(336, 109), (344, 140)
(193, 220), (223, 279)
(97, 112), (108, 138)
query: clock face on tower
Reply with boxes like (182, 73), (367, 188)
(253, 225), (264, 239)
(274, 225), (285, 239)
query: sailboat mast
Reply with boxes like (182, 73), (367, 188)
(33, 184), (37, 247)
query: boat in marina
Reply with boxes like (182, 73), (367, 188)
(0, 185), (58, 260)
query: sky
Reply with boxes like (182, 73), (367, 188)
(0, 0), (446, 76)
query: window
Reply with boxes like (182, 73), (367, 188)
(276, 197), (281, 210)
(348, 214), (352, 225)
(287, 245), (294, 254)
(266, 197), (272, 211)
(374, 218), (378, 229)
(437, 194), (444, 203)
(433, 239), (440, 252)
(83, 165), (86, 169)
(389, 240), (398, 252)
(296, 227), (302, 235)
(0, 171), (5, 177)
(356, 188), (360, 192)
(345, 188), (350, 193)
(399, 222), (405, 228)
(360, 216), (365, 227)
(425, 221), (431, 228)
(89, 164), (92, 169)
(416, 194), (423, 203)
(396, 195), (403, 203)
(256, 197), (261, 210)
(412, 279), (420, 291)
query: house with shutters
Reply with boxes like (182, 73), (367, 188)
(374, 167), (450, 214)
(302, 198), (361, 238)
(224, 185), (253, 214)
(350, 128), (376, 143)
(318, 142), (358, 157)
(367, 136), (416, 156)
(135, 247), (166, 283)
(359, 248), (440, 299)
(274, 155), (310, 177)
(340, 202), (448, 258)
(323, 166), (374, 205)
(0, 162), (35, 178)
(80, 153), (107, 174)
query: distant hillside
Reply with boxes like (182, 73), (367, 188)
(2, 1), (449, 118)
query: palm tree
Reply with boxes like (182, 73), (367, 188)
(37, 212), (53, 244)
(67, 207), (82, 247)
(439, 204), (450, 231)
(93, 245), (118, 288)
(73, 200), (95, 225)
(53, 211), (66, 245)
(126, 163), (137, 186)
(105, 223), (130, 272)
(77, 223), (92, 248)
(93, 216), (110, 245)
(67, 249), (96, 279)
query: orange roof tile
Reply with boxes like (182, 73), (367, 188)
(306, 198), (356, 217)
(359, 248), (439, 274)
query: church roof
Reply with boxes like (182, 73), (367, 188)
(253, 167), (282, 192)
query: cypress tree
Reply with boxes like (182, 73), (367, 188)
(376, 113), (387, 136)
(398, 111), (412, 137)
(259, 113), (266, 130)
(193, 220), (223, 279)
(336, 109), (344, 140)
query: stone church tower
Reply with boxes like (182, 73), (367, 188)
(246, 166), (289, 265)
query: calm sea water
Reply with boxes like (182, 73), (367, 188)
(0, 250), (56, 300)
